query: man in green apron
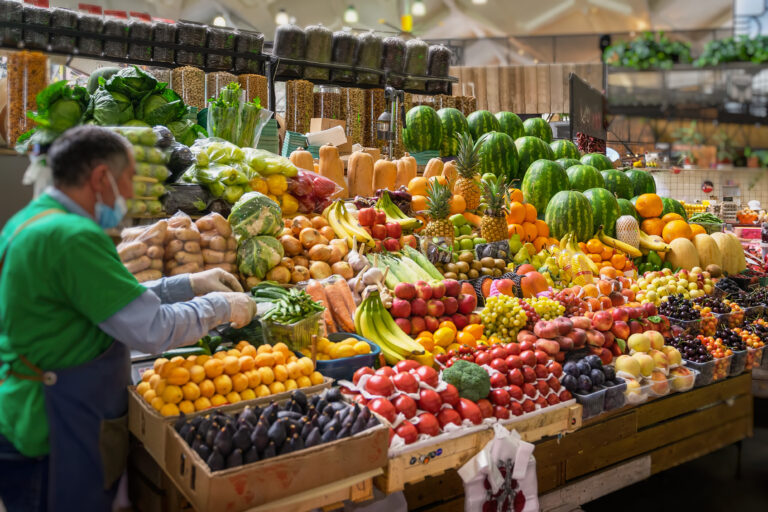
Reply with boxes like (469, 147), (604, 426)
(0, 126), (257, 511)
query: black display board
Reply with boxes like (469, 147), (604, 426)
(570, 73), (606, 140)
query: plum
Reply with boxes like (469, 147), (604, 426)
(603, 366), (616, 381)
(590, 369), (605, 387)
(585, 355), (602, 370)
(576, 360), (592, 376)
(562, 374), (578, 392)
(563, 361), (580, 377)
(577, 374), (593, 393)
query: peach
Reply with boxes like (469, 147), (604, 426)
(646, 330), (664, 350)
(615, 355), (641, 378)
(627, 333), (651, 353)
(669, 366), (694, 391)
(649, 369), (669, 395)
(632, 352), (654, 377)
(661, 345), (682, 366)
(648, 349), (669, 373)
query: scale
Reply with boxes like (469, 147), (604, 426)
(377, 87), (407, 159)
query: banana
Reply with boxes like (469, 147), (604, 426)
(597, 227), (643, 258)
(326, 202), (355, 248)
(337, 202), (375, 246)
(358, 294), (410, 363)
(638, 231), (670, 252)
(372, 300), (426, 356)
(355, 297), (403, 364)
(376, 197), (424, 231)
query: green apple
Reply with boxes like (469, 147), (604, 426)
(481, 173), (497, 183)
(460, 238), (474, 250)
(450, 214), (467, 227)
(453, 225), (460, 237)
(459, 224), (473, 236)
(452, 240), (460, 251)
(473, 237), (487, 245)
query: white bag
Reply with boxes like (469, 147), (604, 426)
(458, 423), (539, 512)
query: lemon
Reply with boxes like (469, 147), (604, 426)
(286, 361), (302, 380)
(309, 371), (324, 386)
(353, 342), (371, 355)
(231, 373), (249, 393)
(254, 384), (271, 397)
(160, 403), (180, 417)
(182, 382), (201, 401)
(178, 400), (195, 414)
(194, 397), (212, 411)
(241, 389), (257, 401)
(150, 396), (165, 411)
(213, 375), (233, 395)
(298, 357), (314, 376)
(167, 367), (190, 386)
(141, 369), (155, 382)
(335, 345), (356, 359)
(433, 327), (456, 348)
(296, 376), (311, 388)
(199, 379), (215, 398)
(273, 364), (288, 382)
(226, 392), (242, 404)
(222, 356), (241, 375)
(317, 338), (331, 353)
(246, 370), (261, 388)
(258, 366), (275, 385)
(136, 382), (150, 396)
(269, 381), (286, 394)
(161, 385), (183, 405)
(142, 388), (156, 403)
(210, 394), (228, 407)
(284, 379), (298, 391)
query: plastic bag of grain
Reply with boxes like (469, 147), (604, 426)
(119, 220), (168, 282)
(195, 212), (238, 274)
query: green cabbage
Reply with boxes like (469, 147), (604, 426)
(90, 89), (134, 126)
(237, 235), (284, 278)
(228, 192), (282, 238)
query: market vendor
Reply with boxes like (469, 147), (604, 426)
(0, 126), (257, 512)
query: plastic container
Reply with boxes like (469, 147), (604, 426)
(574, 387), (607, 420)
(176, 20), (207, 67)
(261, 310), (323, 351)
(0, 0), (22, 47)
(304, 24), (333, 81)
(713, 355), (732, 381)
(729, 349), (747, 376)
(355, 31), (382, 85)
(102, 17), (129, 59)
(624, 379), (653, 404)
(22, 5), (50, 50)
(50, 8), (77, 53)
(668, 367), (698, 393)
(404, 39), (429, 90)
(313, 85), (341, 119)
(128, 20), (153, 61)
(684, 358), (714, 387)
(699, 315), (717, 336)
(206, 26), (236, 70)
(743, 306), (764, 323)
(77, 14), (103, 56)
(273, 24), (306, 78)
(330, 31), (358, 83)
(726, 308), (745, 327)
(381, 37), (406, 88)
(647, 374), (671, 397)
(603, 378), (627, 411)
(303, 333), (381, 381)
(746, 346), (764, 370)
(426, 44), (452, 94)
(234, 30), (264, 74)
(668, 317), (701, 336)
(152, 22), (176, 63)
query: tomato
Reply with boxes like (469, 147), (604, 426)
(352, 394), (369, 406)
(394, 360), (420, 373)
(521, 399), (535, 413)
(523, 383), (537, 398)
(508, 385), (523, 401)
(474, 352), (492, 366)
(505, 355), (523, 370)
(353, 367), (375, 385)
(437, 408), (462, 428)
(489, 372), (508, 389)
(368, 397), (396, 423)
(438, 383), (460, 408)
(489, 388), (510, 406)
(507, 368), (524, 387)
(393, 395), (417, 419)
(546, 376), (561, 392)
(534, 364), (549, 379)
(489, 358), (508, 374)
(522, 367), (537, 383)
(395, 421), (418, 444)
(510, 401), (524, 416)
(559, 390), (572, 401)
(489, 347), (508, 360)
(456, 398), (482, 425)
(547, 361), (563, 377)
(392, 372), (419, 394)
(546, 393), (560, 406)
(418, 389), (442, 414)
(520, 350), (536, 367)
(416, 412), (440, 436)
(536, 380), (550, 396)
(535, 396), (548, 409)
(415, 366), (439, 387)
(476, 398), (493, 419)
(375, 366), (396, 378)
(493, 405), (510, 419)
(365, 374), (394, 397)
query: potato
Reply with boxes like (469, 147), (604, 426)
(174, 251), (204, 265)
(291, 216), (313, 235)
(245, 276), (261, 289)
(280, 235), (303, 256)
(280, 257), (295, 271)
(202, 249), (225, 264)
(293, 255), (309, 268)
(149, 259), (163, 271)
(331, 261), (353, 280)
(170, 262), (201, 276)
(195, 216), (215, 232)
(266, 265), (291, 284)
(226, 237), (237, 251)
(124, 255), (151, 273)
(146, 245), (164, 259)
(307, 244), (332, 262)
(202, 233), (227, 251)
(134, 269), (162, 282)
(299, 228), (328, 249)
(311, 216), (329, 229)
(118, 241), (147, 261)
(329, 238), (349, 258)
(224, 251), (237, 263)
(309, 261), (332, 280)
(173, 228), (199, 241)
(164, 239), (183, 259)
(291, 265), (310, 283)
(184, 241), (201, 253)
(168, 215), (191, 229)
(318, 226), (336, 241)
(211, 214), (231, 237)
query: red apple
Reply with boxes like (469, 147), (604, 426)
(410, 298), (427, 317)
(390, 298), (411, 318)
(371, 224), (387, 240)
(394, 282), (416, 301)
(415, 366), (439, 388)
(602, 330), (615, 348)
(375, 210), (387, 224)
(441, 296), (459, 316)
(611, 320), (630, 340)
(629, 320), (643, 334)
(451, 314), (469, 330)
(643, 302), (658, 317)
(401, 234), (418, 249)
(383, 238), (401, 252)
(410, 316), (426, 334)
(385, 222), (402, 239)
(586, 329), (605, 347)
(424, 315), (439, 332)
(394, 317), (411, 334)
(468, 313), (482, 325)
(457, 294), (477, 315)
(442, 279), (461, 297)
(416, 412), (440, 436)
(357, 208), (376, 227)
(437, 408), (462, 428)
(426, 299), (445, 318)
(375, 366), (395, 377)
(415, 281), (433, 301)
(505, 355), (521, 371)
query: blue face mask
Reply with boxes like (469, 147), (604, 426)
(94, 172), (127, 229)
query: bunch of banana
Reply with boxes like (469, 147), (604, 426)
(375, 193), (423, 232)
(324, 200), (374, 249)
(560, 233), (600, 275)
(638, 231), (670, 252)
(596, 227), (643, 258)
(354, 290), (425, 365)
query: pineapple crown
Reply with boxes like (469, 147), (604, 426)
(426, 180), (452, 220)
(454, 132), (481, 179)
(482, 177), (510, 215)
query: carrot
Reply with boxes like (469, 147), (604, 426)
(325, 280), (356, 333)
(463, 212), (482, 227)
(306, 280), (336, 335)
(331, 279), (356, 328)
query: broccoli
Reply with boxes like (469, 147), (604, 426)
(441, 360), (491, 402)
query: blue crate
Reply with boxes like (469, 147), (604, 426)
(296, 332), (380, 382)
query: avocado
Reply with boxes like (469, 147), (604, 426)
(267, 420), (287, 448)
(233, 427), (251, 451)
(226, 448), (243, 469)
(305, 427), (321, 447)
(86, 67), (120, 94)
(214, 428), (233, 456)
(244, 446), (260, 464)
(206, 448), (225, 472)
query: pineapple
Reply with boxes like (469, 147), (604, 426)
(480, 178), (510, 243)
(453, 132), (482, 211)
(423, 180), (455, 243)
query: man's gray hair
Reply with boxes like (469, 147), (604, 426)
(48, 125), (132, 187)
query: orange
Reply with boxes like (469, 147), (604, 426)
(269, 381), (286, 395)
(310, 371), (324, 385)
(522, 222), (538, 242)
(240, 389), (256, 401)
(213, 352), (227, 360)
(433, 327), (456, 347)
(640, 218), (664, 237)
(456, 332), (476, 346)
(199, 379), (215, 398)
(189, 365), (206, 384)
(524, 203), (537, 223)
(203, 358), (224, 378)
(661, 213), (684, 224)
(286, 361), (303, 380)
(196, 355), (210, 366)
(166, 367), (190, 386)
(507, 202), (526, 225)
(408, 176), (428, 196)
(417, 331), (433, 339)
(254, 352), (275, 368)
(258, 366), (275, 385)
(161, 385), (183, 405)
(222, 356), (241, 375)
(256, 344), (273, 354)
(284, 379), (298, 391)
(533, 236), (549, 252)
(226, 392), (242, 404)
(273, 364), (288, 382)
(411, 195), (427, 212)
(510, 188), (524, 203)
(610, 253), (627, 270)
(635, 194), (663, 218)
(438, 321), (457, 333)
(589, 253), (602, 263)
(586, 238), (604, 254)
(690, 223), (706, 236)
(428, 175), (449, 188)
(535, 220), (549, 238)
(298, 357), (314, 376)
(182, 382), (201, 401)
(182, 358), (196, 369)
(179, 400), (195, 414)
(136, 382), (150, 396)
(141, 369), (155, 383)
(464, 324), (484, 339)
(273, 342), (291, 357)
(296, 376), (312, 388)
(600, 246), (614, 260)
(153, 358), (168, 373)
(662, 220), (693, 243)
(254, 384), (271, 397)
(417, 337), (435, 351)
(272, 350), (286, 365)
(508, 224), (525, 239)
(239, 356), (255, 372)
(578, 242), (588, 252)
(449, 195), (466, 214)
(160, 403), (180, 417)
(246, 370), (261, 388)
(240, 344), (257, 357)
(231, 373), (249, 392)
(226, 349), (241, 358)
(210, 394), (228, 407)
(213, 374), (233, 395)
(194, 397), (212, 411)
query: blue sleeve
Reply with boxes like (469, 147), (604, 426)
(140, 275), (195, 304)
(98, 290), (231, 355)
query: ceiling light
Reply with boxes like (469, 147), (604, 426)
(344, 5), (359, 24)
(412, 0), (426, 17)
(275, 8), (290, 25)
(517, 49), (524, 55)
(212, 15), (226, 27)
(472, 0), (488, 5)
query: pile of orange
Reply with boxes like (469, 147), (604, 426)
(506, 189), (559, 251)
(640, 213), (702, 243)
(578, 238), (629, 271)
(415, 322), (485, 355)
(136, 341), (325, 417)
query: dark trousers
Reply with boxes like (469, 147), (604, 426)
(0, 432), (48, 512)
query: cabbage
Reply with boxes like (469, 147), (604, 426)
(137, 89), (186, 126)
(104, 66), (158, 98)
(237, 236), (284, 278)
(91, 89), (134, 126)
(228, 192), (282, 238)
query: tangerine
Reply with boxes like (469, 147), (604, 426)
(662, 220), (693, 243)
(661, 213), (684, 224)
(524, 203), (537, 223)
(640, 218), (664, 237)
(586, 238), (604, 254)
(507, 202), (526, 225)
(522, 222), (538, 242)
(635, 194), (663, 218)
(690, 223), (706, 236)
(199, 379), (215, 398)
(510, 188), (524, 203)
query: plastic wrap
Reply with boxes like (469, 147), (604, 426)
(151, 22), (176, 63)
(356, 31), (382, 85)
(273, 24), (305, 77)
(102, 17), (129, 59)
(288, 170), (343, 214)
(313, 85), (341, 119)
(206, 26), (236, 70)
(171, 66), (205, 110)
(195, 213), (238, 274)
(0, 0), (22, 47)
(128, 20), (153, 61)
(303, 24), (333, 80)
(77, 14), (103, 56)
(404, 39), (428, 90)
(7, 51), (47, 146)
(119, 220), (168, 282)
(22, 5), (50, 50)
(285, 80), (314, 134)
(340, 88), (364, 146)
(50, 8), (77, 53)
(330, 31), (358, 83)
(382, 37), (406, 88)
(176, 20), (207, 67)
(234, 30), (264, 74)
(427, 44), (452, 94)
(162, 184), (231, 217)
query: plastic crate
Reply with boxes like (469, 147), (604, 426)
(306, 333), (381, 381)
(574, 387), (607, 419)
(411, 150), (440, 166)
(603, 378), (627, 411)
(746, 346), (763, 370)
(729, 349), (747, 376)
(261, 311), (323, 351)
(743, 306), (764, 323)
(684, 358), (715, 387)
(668, 317), (701, 336)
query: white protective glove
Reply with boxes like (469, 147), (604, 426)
(219, 292), (258, 328)
(190, 268), (244, 295)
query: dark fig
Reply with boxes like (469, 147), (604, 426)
(179, 423), (192, 442)
(174, 414), (187, 432)
(359, 407), (371, 422)
(226, 448), (243, 469)
(305, 427), (321, 447)
(205, 425), (218, 447)
(317, 415), (330, 430)
(238, 407), (259, 426)
(323, 419), (340, 433)
(321, 428), (336, 443)
(330, 401), (347, 412)
(196, 442), (211, 462)
(190, 415), (203, 428)
(337, 426), (351, 439)
(350, 413), (366, 435)
(277, 410), (302, 420)
(251, 422), (269, 451)
(197, 417), (212, 438)
(310, 394), (321, 407)
(288, 399), (304, 414)
(262, 441), (277, 459)
(214, 428), (233, 456)
(326, 387), (342, 402)
(316, 398), (328, 413)
(300, 420), (313, 439)
(291, 390), (308, 411)
(244, 446), (260, 464)
(289, 433), (304, 451)
(267, 420), (287, 448)
(262, 403), (278, 424)
(184, 426), (197, 445)
(365, 416), (379, 429)
(233, 427), (251, 451)
(207, 447), (225, 471)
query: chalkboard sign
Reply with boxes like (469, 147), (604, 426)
(570, 73), (606, 140)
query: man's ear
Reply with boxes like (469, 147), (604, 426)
(89, 164), (109, 194)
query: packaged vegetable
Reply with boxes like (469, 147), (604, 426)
(237, 236), (284, 278)
(119, 220), (167, 281)
(164, 212), (204, 275)
(195, 213), (238, 274)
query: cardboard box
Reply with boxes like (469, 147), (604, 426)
(309, 118), (352, 154)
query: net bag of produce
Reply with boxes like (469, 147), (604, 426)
(404, 39), (429, 91)
(102, 16), (129, 59)
(0, 0), (22, 47)
(330, 30), (358, 83)
(119, 220), (168, 282)
(273, 24), (305, 78)
(356, 31), (382, 85)
(459, 423), (539, 512)
(165, 212), (204, 276)
(76, 13), (103, 56)
(195, 212), (238, 274)
(176, 20), (207, 67)
(304, 24), (333, 80)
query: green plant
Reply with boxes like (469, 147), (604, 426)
(604, 31), (692, 69)
(695, 35), (768, 67)
(713, 130), (735, 163)
(672, 121), (704, 165)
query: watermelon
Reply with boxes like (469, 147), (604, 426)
(601, 170), (634, 200)
(496, 111), (524, 140)
(556, 158), (581, 170)
(403, 106), (442, 153)
(437, 108), (469, 157)
(478, 131), (519, 182)
(584, 188), (620, 237)
(545, 190), (594, 242)
(467, 110), (500, 141)
(521, 160), (569, 215)
(522, 117), (553, 143)
(581, 153), (614, 171)
(514, 136), (554, 178)
(625, 168), (657, 196)
(566, 165), (604, 192)
(661, 197), (688, 221)
(617, 198), (639, 221)
(550, 140), (580, 160)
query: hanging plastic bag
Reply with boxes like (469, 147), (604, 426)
(458, 423), (539, 512)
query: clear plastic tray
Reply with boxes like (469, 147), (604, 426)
(713, 355), (732, 382)
(743, 306), (765, 323)
(668, 367), (698, 393)
(624, 379), (653, 405)
(668, 317), (701, 336)
(699, 315), (718, 336)
(647, 374), (671, 397)
(260, 310), (323, 351)
(729, 349), (747, 376)
(574, 387), (607, 420)
(684, 358), (715, 387)
(746, 346), (763, 370)
(603, 378), (627, 411)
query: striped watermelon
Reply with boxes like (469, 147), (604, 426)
(403, 106), (442, 152)
(514, 136), (554, 178)
(522, 117), (553, 143)
(437, 108), (469, 157)
(625, 168), (657, 196)
(556, 158), (581, 170)
(566, 165), (605, 192)
(478, 131), (519, 182)
(581, 153), (614, 171)
(584, 187), (620, 237)
(601, 170), (634, 200)
(661, 197), (688, 221)
(521, 159), (570, 215)
(467, 110), (500, 141)
(495, 111), (524, 140)
(550, 140), (580, 160)
(545, 190), (594, 242)
(617, 198), (639, 221)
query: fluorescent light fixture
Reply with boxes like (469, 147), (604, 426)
(275, 8), (290, 25)
(412, 0), (426, 17)
(344, 5), (359, 24)
(521, 0), (575, 31)
(212, 15), (226, 27)
(588, 0), (633, 16)
(472, 0), (488, 5)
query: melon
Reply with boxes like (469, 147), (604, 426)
(710, 232), (746, 275)
(467, 110), (500, 141)
(617, 198), (639, 221)
(584, 187), (620, 237)
(692, 234), (722, 270)
(544, 190), (594, 242)
(666, 238), (699, 271)
(521, 159), (570, 215)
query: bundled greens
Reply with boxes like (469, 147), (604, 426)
(604, 31), (692, 69)
(207, 82), (271, 148)
(261, 287), (325, 324)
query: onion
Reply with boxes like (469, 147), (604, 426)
(299, 228), (328, 249)
(291, 216), (312, 235)
(280, 235), (302, 256)
(331, 261), (354, 280)
(309, 261), (332, 279)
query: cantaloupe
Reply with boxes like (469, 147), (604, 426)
(710, 232), (746, 275)
(692, 233), (722, 270)
(666, 238), (699, 270)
